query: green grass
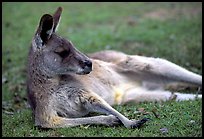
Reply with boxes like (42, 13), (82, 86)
(2, 2), (202, 137)
(2, 101), (202, 137)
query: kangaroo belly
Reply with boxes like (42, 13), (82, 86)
(89, 80), (142, 105)
(112, 82), (142, 105)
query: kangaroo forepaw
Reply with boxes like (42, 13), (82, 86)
(130, 118), (150, 129)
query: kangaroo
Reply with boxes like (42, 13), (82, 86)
(27, 7), (202, 129)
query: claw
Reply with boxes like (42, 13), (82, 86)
(131, 118), (150, 129)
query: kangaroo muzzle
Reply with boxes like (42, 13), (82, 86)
(82, 60), (92, 74)
(76, 59), (92, 75)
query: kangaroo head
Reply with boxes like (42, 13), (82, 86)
(31, 7), (92, 76)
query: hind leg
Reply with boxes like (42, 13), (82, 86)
(121, 87), (202, 104)
(114, 55), (202, 87)
(90, 51), (202, 87)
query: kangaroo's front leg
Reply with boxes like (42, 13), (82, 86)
(35, 113), (121, 128)
(81, 92), (149, 128)
(34, 103), (121, 128)
(47, 115), (121, 128)
(35, 88), (149, 128)
(35, 92), (146, 128)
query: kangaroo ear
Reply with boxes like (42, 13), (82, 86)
(52, 7), (62, 32)
(35, 14), (54, 47)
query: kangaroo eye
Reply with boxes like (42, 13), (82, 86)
(55, 46), (64, 53)
(55, 46), (70, 59)
(58, 50), (70, 58)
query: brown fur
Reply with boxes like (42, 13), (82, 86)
(27, 7), (202, 129)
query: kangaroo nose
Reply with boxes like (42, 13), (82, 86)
(84, 60), (92, 68)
